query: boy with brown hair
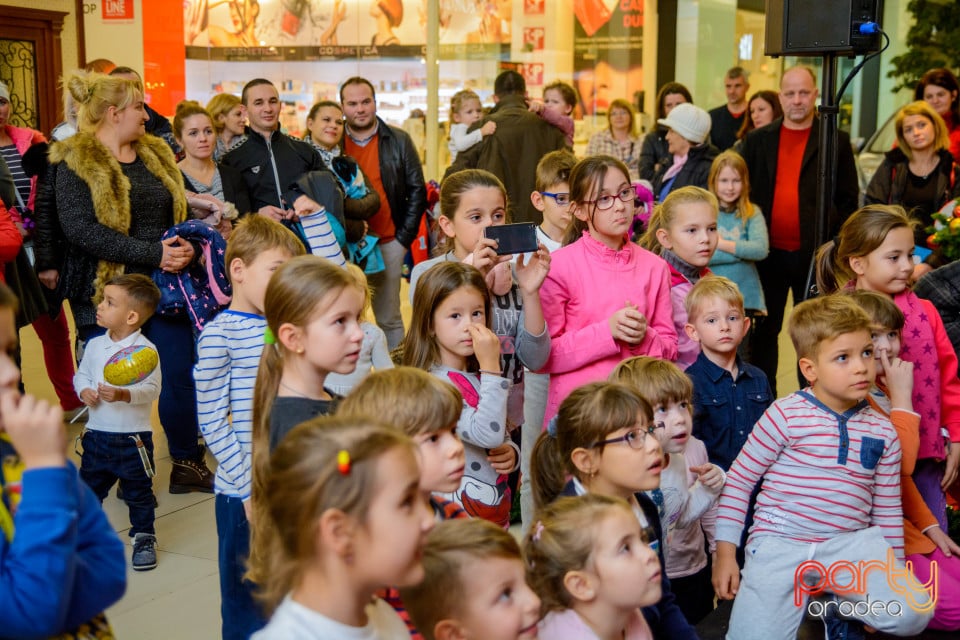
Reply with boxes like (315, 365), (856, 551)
(530, 149), (577, 251)
(400, 518), (541, 640)
(194, 215), (304, 639)
(75, 273), (163, 571)
(684, 275), (772, 471)
(713, 294), (932, 639)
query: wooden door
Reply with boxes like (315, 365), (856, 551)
(0, 5), (67, 135)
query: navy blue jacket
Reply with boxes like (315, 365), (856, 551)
(560, 480), (700, 640)
(686, 352), (773, 471)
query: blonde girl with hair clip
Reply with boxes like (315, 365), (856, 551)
(402, 261), (516, 528)
(706, 151), (768, 324)
(529, 381), (698, 639)
(525, 494), (662, 640)
(539, 155), (677, 426)
(611, 356), (724, 624)
(640, 186), (719, 370)
(816, 204), (960, 534)
(249, 416), (434, 639)
(447, 90), (496, 163)
(248, 255), (365, 570)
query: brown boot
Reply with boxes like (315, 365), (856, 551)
(169, 456), (215, 494)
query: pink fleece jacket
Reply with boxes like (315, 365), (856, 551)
(539, 231), (677, 424)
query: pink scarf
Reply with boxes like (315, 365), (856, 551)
(894, 290), (944, 459)
(661, 153), (689, 182)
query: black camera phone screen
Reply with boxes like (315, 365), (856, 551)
(483, 223), (539, 255)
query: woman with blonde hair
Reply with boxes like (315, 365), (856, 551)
(52, 71), (214, 494)
(586, 99), (641, 179)
(865, 100), (960, 276)
(205, 92), (245, 161)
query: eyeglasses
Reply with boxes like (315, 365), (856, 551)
(593, 422), (665, 450)
(583, 186), (636, 211)
(541, 191), (571, 207)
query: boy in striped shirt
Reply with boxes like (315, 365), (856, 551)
(194, 216), (304, 640)
(713, 295), (932, 639)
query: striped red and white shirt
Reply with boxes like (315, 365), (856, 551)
(716, 390), (904, 557)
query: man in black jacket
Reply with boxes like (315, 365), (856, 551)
(341, 76), (427, 349)
(221, 79), (326, 221)
(739, 66), (859, 394)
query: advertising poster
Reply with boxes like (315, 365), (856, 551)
(184, 0), (511, 60)
(573, 0), (643, 115)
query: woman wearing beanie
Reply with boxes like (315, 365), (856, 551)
(652, 102), (719, 202)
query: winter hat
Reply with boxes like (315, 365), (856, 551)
(0, 82), (9, 102)
(657, 103), (711, 144)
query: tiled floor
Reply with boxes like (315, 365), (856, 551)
(18, 293), (799, 639)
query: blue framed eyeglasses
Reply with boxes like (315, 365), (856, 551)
(541, 191), (571, 207)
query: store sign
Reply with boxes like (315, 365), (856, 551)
(524, 0), (545, 15)
(102, 0), (134, 20)
(184, 0), (511, 58)
(523, 28), (544, 52)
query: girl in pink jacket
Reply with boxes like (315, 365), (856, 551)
(539, 156), (677, 424)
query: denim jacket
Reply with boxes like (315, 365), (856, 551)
(687, 351), (773, 471)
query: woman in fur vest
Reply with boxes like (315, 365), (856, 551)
(51, 71), (214, 494)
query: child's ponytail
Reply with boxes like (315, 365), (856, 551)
(814, 239), (844, 295)
(248, 255), (364, 579)
(530, 428), (567, 511)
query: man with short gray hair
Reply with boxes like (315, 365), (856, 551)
(709, 66), (750, 150)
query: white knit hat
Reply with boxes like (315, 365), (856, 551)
(657, 103), (711, 144)
(0, 82), (9, 102)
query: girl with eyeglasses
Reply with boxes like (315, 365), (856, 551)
(539, 155), (678, 426)
(530, 381), (699, 640)
(611, 356), (725, 625)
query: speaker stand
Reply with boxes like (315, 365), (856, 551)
(805, 53), (840, 301)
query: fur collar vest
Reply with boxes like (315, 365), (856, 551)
(49, 132), (187, 302)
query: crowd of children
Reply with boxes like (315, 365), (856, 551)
(5, 76), (960, 640)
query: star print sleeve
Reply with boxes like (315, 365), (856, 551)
(929, 304), (960, 442)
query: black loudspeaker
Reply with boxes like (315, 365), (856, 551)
(765, 0), (883, 57)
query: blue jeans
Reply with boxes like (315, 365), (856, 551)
(80, 314), (202, 461)
(79, 429), (156, 536)
(215, 494), (266, 640)
(368, 238), (406, 350)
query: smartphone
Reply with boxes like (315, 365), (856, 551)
(483, 223), (539, 256)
